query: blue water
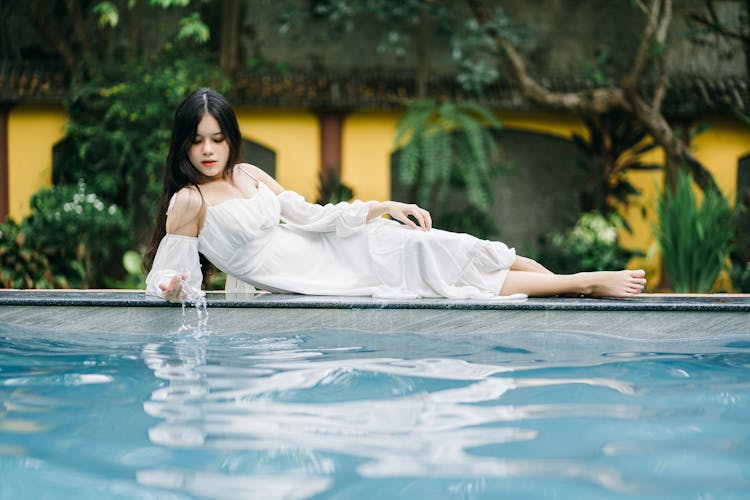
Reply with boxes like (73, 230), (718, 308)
(1, 320), (749, 499)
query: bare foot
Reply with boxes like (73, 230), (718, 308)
(583, 269), (647, 298)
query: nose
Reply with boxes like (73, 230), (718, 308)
(202, 140), (213, 156)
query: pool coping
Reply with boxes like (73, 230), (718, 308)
(0, 289), (748, 312)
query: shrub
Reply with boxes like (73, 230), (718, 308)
(0, 219), (62, 288)
(532, 212), (639, 274)
(23, 180), (129, 288)
(655, 170), (734, 293)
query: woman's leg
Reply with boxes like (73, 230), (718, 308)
(499, 269), (646, 298)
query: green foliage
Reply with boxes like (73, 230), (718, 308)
(433, 205), (500, 240)
(579, 49), (614, 85)
(23, 181), (129, 288)
(395, 99), (502, 211)
(656, 170), (735, 293)
(531, 212), (639, 274)
(729, 201), (750, 292)
(572, 109), (660, 229)
(394, 99), (504, 236)
(93, 1), (119, 28)
(103, 250), (147, 289)
(453, 7), (527, 94)
(278, 0), (453, 58)
(53, 49), (229, 241)
(316, 171), (354, 205)
(93, 0), (208, 42)
(730, 261), (750, 293)
(177, 12), (211, 43)
(0, 219), (61, 289)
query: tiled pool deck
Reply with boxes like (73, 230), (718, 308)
(0, 291), (747, 344)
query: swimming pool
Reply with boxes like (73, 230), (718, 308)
(1, 292), (748, 498)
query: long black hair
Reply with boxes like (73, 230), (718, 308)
(143, 88), (243, 274)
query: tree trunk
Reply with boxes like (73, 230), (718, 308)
(220, 0), (241, 75)
(129, 0), (144, 65)
(416, 8), (430, 99)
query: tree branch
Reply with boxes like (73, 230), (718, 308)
(464, 0), (717, 192)
(651, 56), (669, 112)
(30, 0), (77, 71)
(651, 0), (671, 111)
(499, 39), (625, 114)
(690, 13), (750, 44)
(622, 0), (662, 90)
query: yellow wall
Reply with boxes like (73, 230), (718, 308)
(341, 110), (401, 202)
(691, 116), (750, 197)
(234, 108), (319, 199)
(498, 111), (587, 139)
(7, 104), (67, 220)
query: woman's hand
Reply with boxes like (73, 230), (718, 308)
(381, 201), (432, 231)
(159, 273), (187, 303)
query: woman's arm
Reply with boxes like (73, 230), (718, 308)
(245, 164), (433, 232)
(146, 188), (205, 302)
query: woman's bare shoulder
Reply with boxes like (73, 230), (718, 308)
(166, 186), (203, 236)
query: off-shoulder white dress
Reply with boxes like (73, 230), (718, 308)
(145, 178), (519, 300)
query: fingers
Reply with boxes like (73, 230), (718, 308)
(393, 203), (431, 231)
(159, 274), (187, 303)
(420, 207), (432, 231)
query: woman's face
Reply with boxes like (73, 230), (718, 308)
(188, 113), (230, 179)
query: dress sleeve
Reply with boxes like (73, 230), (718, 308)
(145, 234), (203, 299)
(277, 190), (371, 237)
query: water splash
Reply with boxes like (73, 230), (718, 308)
(176, 274), (211, 336)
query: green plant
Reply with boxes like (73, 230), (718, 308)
(53, 49), (230, 242)
(103, 250), (147, 289)
(531, 212), (639, 274)
(655, 170), (735, 293)
(394, 99), (502, 211)
(316, 170), (354, 205)
(23, 180), (129, 288)
(0, 219), (63, 289)
(393, 99), (504, 236)
(571, 109), (660, 228)
(730, 261), (750, 293)
(433, 205), (499, 240)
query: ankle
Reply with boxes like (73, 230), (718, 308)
(575, 272), (595, 295)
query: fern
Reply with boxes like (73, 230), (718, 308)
(394, 99), (502, 214)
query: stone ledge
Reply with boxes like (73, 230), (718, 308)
(0, 290), (748, 312)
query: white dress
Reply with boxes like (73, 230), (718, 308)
(145, 181), (520, 300)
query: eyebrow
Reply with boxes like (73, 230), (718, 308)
(194, 131), (224, 137)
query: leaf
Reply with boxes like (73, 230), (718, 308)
(177, 13), (210, 43)
(627, 163), (661, 171)
(93, 1), (120, 28)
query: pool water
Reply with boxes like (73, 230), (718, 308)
(1, 319), (749, 499)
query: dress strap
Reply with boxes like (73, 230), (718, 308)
(237, 164), (260, 187)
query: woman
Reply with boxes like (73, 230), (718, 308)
(144, 88), (646, 302)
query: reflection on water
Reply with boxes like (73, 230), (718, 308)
(138, 330), (646, 498)
(2, 321), (750, 499)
